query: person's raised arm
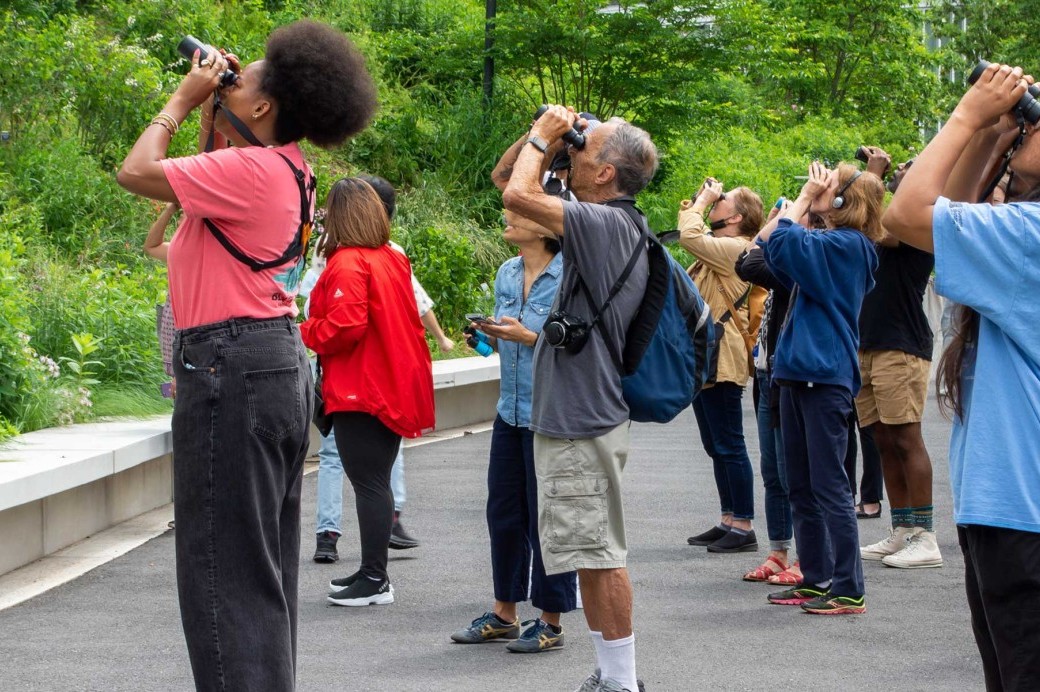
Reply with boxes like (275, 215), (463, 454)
(884, 63), (1028, 252)
(117, 51), (231, 201)
(756, 162), (828, 244)
(143, 202), (179, 262)
(501, 105), (578, 236)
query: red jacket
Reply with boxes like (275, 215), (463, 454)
(300, 245), (435, 438)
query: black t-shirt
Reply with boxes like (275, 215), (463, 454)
(858, 243), (934, 360)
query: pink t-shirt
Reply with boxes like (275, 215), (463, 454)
(161, 143), (313, 329)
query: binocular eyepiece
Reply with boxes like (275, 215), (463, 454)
(178, 36), (240, 89)
(967, 60), (1040, 125)
(533, 105), (588, 150)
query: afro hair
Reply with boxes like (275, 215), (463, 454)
(261, 20), (378, 149)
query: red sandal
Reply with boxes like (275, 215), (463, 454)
(742, 555), (788, 582)
(767, 561), (803, 586)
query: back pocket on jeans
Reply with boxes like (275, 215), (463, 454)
(244, 366), (303, 443)
(544, 475), (610, 553)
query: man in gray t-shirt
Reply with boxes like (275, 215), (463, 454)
(502, 105), (658, 692)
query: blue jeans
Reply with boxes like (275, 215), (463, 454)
(488, 416), (576, 613)
(756, 371), (792, 551)
(316, 428), (405, 535)
(172, 316), (310, 692)
(780, 383), (864, 598)
(692, 382), (756, 520)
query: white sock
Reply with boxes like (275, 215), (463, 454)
(600, 634), (637, 691)
(589, 630), (605, 670)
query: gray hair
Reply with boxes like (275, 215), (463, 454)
(596, 118), (659, 195)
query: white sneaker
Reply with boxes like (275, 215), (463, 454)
(882, 530), (944, 569)
(861, 526), (921, 561)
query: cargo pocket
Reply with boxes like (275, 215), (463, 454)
(244, 366), (304, 443)
(545, 475), (610, 553)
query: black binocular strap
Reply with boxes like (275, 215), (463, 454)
(979, 116), (1026, 204)
(203, 152), (316, 272)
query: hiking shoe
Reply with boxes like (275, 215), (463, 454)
(767, 585), (829, 606)
(328, 570), (361, 593)
(450, 611), (520, 643)
(313, 531), (340, 563)
(861, 526), (921, 561)
(327, 577), (394, 607)
(506, 619), (564, 653)
(389, 518), (420, 550)
(687, 525), (728, 546)
(882, 530), (943, 569)
(598, 678), (646, 691)
(707, 529), (758, 553)
(801, 594), (866, 615)
(574, 669), (601, 692)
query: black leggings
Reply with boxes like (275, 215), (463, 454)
(332, 412), (402, 581)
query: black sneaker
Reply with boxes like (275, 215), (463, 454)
(687, 525), (728, 546)
(313, 531), (340, 563)
(389, 518), (420, 550)
(707, 529), (758, 553)
(327, 576), (394, 607)
(328, 570), (361, 593)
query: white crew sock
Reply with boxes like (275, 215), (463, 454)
(600, 634), (637, 691)
(589, 630), (606, 669)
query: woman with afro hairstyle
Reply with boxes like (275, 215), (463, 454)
(117, 20), (377, 691)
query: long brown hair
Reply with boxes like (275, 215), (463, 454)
(828, 163), (885, 243)
(936, 305), (979, 420)
(317, 177), (390, 257)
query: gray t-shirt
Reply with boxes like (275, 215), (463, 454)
(530, 200), (648, 439)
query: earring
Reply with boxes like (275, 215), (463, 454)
(252, 114), (259, 120)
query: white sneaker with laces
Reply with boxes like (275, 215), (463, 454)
(861, 526), (921, 561)
(882, 530), (944, 569)
(574, 669), (600, 692)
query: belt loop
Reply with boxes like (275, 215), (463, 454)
(285, 315), (293, 332)
(229, 319), (240, 338)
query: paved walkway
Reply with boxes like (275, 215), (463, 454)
(0, 398), (980, 691)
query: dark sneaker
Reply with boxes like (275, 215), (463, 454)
(505, 619), (564, 653)
(801, 594), (866, 615)
(389, 519), (420, 550)
(327, 577), (394, 607)
(328, 570), (361, 593)
(598, 678), (646, 691)
(450, 611), (520, 643)
(687, 525), (729, 546)
(767, 585), (829, 606)
(574, 669), (601, 692)
(313, 531), (340, 563)
(707, 528), (758, 553)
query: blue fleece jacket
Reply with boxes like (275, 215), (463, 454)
(759, 219), (878, 394)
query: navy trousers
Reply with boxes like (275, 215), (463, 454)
(487, 416), (576, 613)
(780, 383), (864, 598)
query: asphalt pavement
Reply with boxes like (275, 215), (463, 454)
(0, 395), (981, 691)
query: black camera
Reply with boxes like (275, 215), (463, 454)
(543, 311), (590, 354)
(967, 60), (1040, 125)
(533, 105), (589, 150)
(854, 146), (870, 163)
(178, 36), (239, 89)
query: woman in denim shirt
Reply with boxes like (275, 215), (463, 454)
(450, 210), (578, 653)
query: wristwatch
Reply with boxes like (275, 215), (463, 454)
(526, 135), (549, 154)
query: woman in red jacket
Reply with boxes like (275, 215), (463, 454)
(301, 177), (435, 607)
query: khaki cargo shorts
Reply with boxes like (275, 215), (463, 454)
(856, 349), (930, 427)
(533, 422), (630, 575)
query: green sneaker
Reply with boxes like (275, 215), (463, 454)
(801, 594), (866, 615)
(505, 619), (564, 653)
(767, 585), (829, 606)
(450, 611), (520, 643)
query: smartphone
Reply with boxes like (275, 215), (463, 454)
(465, 313), (499, 325)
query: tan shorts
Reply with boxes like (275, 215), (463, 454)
(533, 422), (630, 575)
(856, 350), (930, 427)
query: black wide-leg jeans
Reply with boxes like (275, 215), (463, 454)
(172, 316), (311, 692)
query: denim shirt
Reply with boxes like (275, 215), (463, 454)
(494, 252), (563, 427)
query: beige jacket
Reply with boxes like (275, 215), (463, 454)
(678, 205), (752, 386)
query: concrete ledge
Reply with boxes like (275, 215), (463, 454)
(1, 355), (501, 577)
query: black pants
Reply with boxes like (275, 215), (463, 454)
(959, 524), (1040, 691)
(843, 411), (883, 504)
(173, 317), (310, 692)
(333, 412), (402, 581)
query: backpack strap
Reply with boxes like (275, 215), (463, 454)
(715, 285), (751, 328)
(203, 152), (317, 272)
